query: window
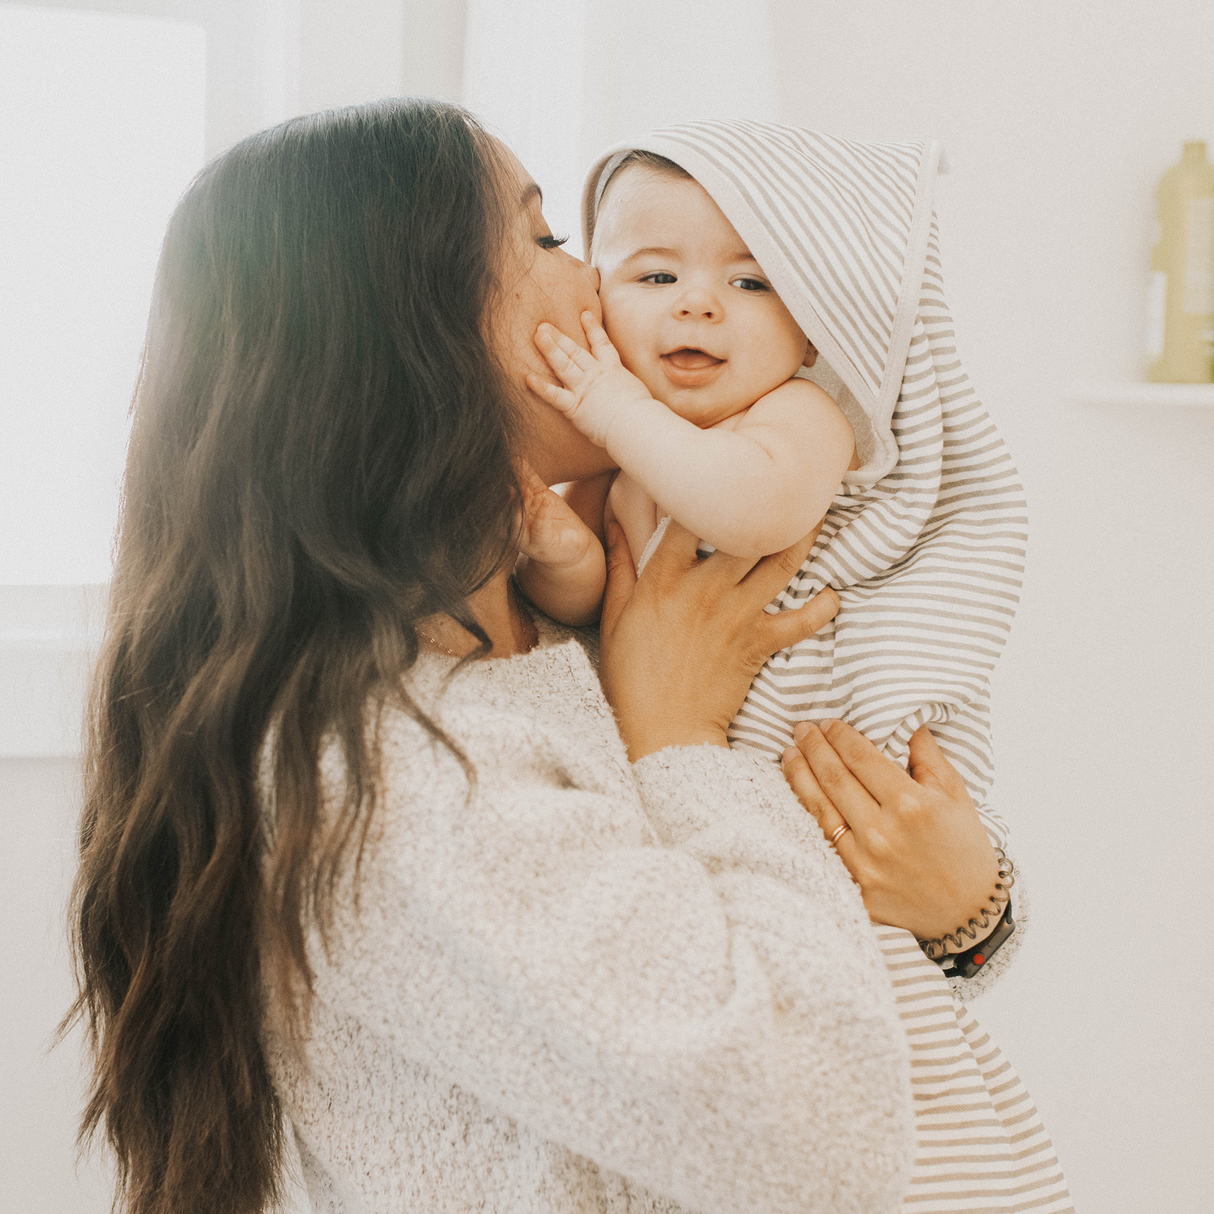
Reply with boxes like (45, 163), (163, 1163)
(0, 4), (206, 585)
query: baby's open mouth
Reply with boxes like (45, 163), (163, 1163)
(662, 348), (724, 371)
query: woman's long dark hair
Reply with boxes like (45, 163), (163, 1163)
(63, 98), (524, 1213)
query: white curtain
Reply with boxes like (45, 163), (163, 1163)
(461, 0), (779, 254)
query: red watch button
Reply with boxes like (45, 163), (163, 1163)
(973, 954), (985, 966)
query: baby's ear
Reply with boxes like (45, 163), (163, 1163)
(802, 340), (818, 369)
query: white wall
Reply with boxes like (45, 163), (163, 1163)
(463, 0), (779, 252)
(1, 758), (115, 1214)
(769, 4), (1213, 1212)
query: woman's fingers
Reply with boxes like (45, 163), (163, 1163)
(641, 517), (711, 576)
(740, 523), (821, 603)
(814, 719), (915, 807)
(784, 716), (999, 940)
(781, 745), (857, 857)
(792, 722), (880, 827)
(514, 458), (548, 495)
(762, 587), (839, 653)
(906, 723), (965, 797)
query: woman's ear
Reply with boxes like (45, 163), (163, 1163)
(802, 340), (818, 369)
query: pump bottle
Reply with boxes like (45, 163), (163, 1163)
(1147, 141), (1214, 383)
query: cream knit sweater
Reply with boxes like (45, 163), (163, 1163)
(263, 618), (919, 1214)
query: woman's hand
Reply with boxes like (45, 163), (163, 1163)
(598, 517), (839, 761)
(782, 720), (1001, 946)
(527, 311), (654, 449)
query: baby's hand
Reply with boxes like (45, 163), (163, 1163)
(527, 311), (653, 448)
(518, 464), (599, 570)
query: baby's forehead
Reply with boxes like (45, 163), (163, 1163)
(593, 165), (752, 262)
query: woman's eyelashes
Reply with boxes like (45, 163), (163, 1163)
(536, 233), (569, 250)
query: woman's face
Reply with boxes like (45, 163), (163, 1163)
(490, 144), (618, 485)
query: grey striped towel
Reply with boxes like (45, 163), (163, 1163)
(583, 122), (1027, 850)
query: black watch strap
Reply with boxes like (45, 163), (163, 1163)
(940, 899), (1015, 979)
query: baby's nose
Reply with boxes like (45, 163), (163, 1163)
(676, 289), (719, 319)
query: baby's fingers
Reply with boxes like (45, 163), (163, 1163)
(535, 322), (598, 384)
(581, 310), (622, 365)
(525, 371), (576, 415)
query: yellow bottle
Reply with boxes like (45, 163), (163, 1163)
(1147, 141), (1214, 382)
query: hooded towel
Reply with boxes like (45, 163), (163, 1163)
(583, 121), (1028, 844)
(579, 125), (1077, 1214)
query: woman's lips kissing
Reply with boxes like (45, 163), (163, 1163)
(660, 347), (725, 385)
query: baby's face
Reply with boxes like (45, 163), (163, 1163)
(593, 168), (809, 428)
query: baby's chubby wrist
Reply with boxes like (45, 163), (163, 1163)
(594, 382), (662, 459)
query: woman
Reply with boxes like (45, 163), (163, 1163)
(67, 99), (1035, 1214)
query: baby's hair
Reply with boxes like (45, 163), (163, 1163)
(592, 150), (693, 256)
(610, 149), (691, 182)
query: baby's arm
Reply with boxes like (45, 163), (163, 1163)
(606, 473), (660, 572)
(514, 468), (606, 627)
(531, 313), (854, 558)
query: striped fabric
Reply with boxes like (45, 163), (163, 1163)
(876, 928), (1073, 1214)
(583, 121), (1068, 1213)
(583, 122), (1026, 840)
(735, 219), (1026, 852)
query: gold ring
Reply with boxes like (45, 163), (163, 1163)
(828, 823), (851, 847)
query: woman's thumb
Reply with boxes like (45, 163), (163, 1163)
(906, 723), (958, 794)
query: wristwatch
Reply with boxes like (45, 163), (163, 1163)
(939, 899), (1015, 979)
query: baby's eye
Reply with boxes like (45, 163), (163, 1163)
(732, 276), (768, 292)
(537, 233), (569, 250)
(639, 272), (677, 285)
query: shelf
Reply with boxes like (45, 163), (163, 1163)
(1070, 383), (1214, 407)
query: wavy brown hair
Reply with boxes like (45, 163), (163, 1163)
(62, 98), (524, 1213)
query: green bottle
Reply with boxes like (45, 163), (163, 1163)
(1147, 141), (1214, 383)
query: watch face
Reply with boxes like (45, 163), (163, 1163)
(945, 904), (1015, 979)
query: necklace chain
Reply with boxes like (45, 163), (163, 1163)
(416, 626), (464, 657)
(418, 586), (537, 658)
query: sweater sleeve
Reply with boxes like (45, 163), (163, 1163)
(314, 703), (915, 1214)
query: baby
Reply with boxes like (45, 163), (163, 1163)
(520, 123), (1026, 931)
(520, 149), (855, 622)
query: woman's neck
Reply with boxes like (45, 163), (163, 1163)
(418, 566), (537, 659)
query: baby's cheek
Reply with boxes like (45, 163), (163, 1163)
(601, 316), (645, 372)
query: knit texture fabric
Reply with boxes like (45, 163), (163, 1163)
(264, 619), (916, 1214)
(264, 621), (1069, 1213)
